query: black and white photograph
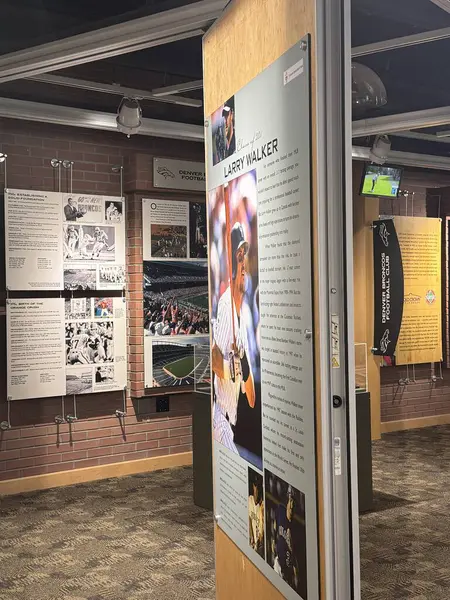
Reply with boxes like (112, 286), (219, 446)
(66, 321), (114, 365)
(105, 200), (123, 223)
(64, 267), (97, 291)
(190, 202), (207, 259)
(143, 261), (209, 336)
(63, 224), (115, 262)
(248, 467), (265, 559)
(99, 265), (125, 288)
(265, 470), (307, 599)
(151, 224), (188, 258)
(65, 297), (92, 320)
(63, 196), (88, 222)
(66, 368), (93, 395)
(63, 195), (104, 223)
(94, 365), (115, 385)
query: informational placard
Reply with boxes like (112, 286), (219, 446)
(5, 190), (126, 291)
(7, 298), (66, 400)
(395, 216), (442, 365)
(62, 193), (126, 291)
(7, 297), (127, 400)
(5, 189), (64, 290)
(153, 157), (206, 191)
(142, 198), (207, 260)
(206, 39), (318, 600)
(373, 217), (442, 365)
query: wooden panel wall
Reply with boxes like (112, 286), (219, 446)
(203, 0), (323, 597)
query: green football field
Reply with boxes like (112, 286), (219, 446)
(164, 355), (203, 378)
(362, 175), (397, 197)
(187, 293), (209, 310)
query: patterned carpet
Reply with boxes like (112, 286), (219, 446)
(1, 428), (449, 600)
(360, 425), (450, 600)
(0, 466), (215, 600)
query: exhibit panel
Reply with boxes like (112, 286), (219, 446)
(206, 39), (318, 600)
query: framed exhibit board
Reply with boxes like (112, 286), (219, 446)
(142, 197), (210, 390)
(5, 190), (126, 291)
(206, 39), (318, 600)
(7, 297), (127, 401)
(373, 216), (442, 365)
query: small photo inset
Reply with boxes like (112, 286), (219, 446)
(63, 224), (115, 262)
(94, 297), (113, 319)
(105, 200), (123, 223)
(211, 96), (236, 166)
(264, 470), (307, 599)
(64, 268), (97, 291)
(151, 224), (188, 258)
(95, 365), (115, 385)
(99, 265), (125, 288)
(248, 467), (265, 560)
(65, 297), (92, 321)
(66, 367), (93, 395)
(189, 202), (207, 259)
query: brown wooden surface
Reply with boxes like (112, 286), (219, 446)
(203, 0), (324, 597)
(352, 163), (381, 440)
(380, 413), (450, 433)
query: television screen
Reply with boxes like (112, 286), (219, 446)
(360, 164), (402, 199)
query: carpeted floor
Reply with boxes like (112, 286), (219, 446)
(1, 427), (449, 600)
(0, 466), (215, 600)
(360, 425), (450, 600)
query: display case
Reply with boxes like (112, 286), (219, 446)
(355, 342), (368, 393)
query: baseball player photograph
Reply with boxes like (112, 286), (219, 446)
(209, 170), (262, 470)
(211, 95), (236, 165)
(265, 469), (307, 599)
(248, 467), (265, 559)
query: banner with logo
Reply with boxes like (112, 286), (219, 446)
(153, 157), (205, 191)
(373, 217), (442, 365)
(373, 219), (404, 358)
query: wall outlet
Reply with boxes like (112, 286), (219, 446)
(156, 396), (170, 413)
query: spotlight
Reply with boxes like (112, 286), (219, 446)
(0, 153), (7, 163)
(369, 134), (391, 165)
(352, 62), (387, 115)
(116, 97), (142, 137)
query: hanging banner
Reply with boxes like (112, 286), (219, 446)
(373, 217), (442, 365)
(372, 219), (404, 357)
(153, 157), (206, 191)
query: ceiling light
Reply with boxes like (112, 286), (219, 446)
(116, 97), (142, 137)
(0, 152), (7, 163)
(369, 134), (391, 165)
(352, 62), (387, 115)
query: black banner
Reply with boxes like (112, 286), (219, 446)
(373, 219), (404, 356)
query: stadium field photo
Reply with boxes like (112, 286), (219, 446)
(152, 339), (210, 387)
(163, 355), (203, 379)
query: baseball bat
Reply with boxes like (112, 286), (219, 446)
(224, 184), (236, 350)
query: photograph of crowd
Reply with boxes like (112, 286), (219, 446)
(209, 169), (262, 470)
(248, 467), (265, 559)
(151, 224), (187, 258)
(143, 261), (209, 337)
(64, 267), (97, 291)
(105, 200), (123, 223)
(63, 224), (115, 261)
(211, 96), (236, 166)
(265, 470), (307, 599)
(190, 202), (207, 259)
(66, 321), (114, 365)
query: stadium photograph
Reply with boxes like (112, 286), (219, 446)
(64, 267), (97, 291)
(66, 367), (93, 395)
(143, 260), (209, 336)
(151, 337), (210, 387)
(151, 224), (187, 258)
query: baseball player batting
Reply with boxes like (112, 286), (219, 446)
(211, 217), (256, 453)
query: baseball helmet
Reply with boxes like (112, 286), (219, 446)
(231, 222), (249, 279)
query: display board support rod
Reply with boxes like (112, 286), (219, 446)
(112, 165), (124, 197)
(1, 153), (8, 189)
(352, 26), (450, 57)
(1, 397), (12, 430)
(115, 387), (127, 419)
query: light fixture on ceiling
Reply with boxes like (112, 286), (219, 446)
(369, 134), (391, 165)
(116, 97), (142, 137)
(0, 152), (7, 163)
(352, 62), (387, 114)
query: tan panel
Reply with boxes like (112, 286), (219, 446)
(0, 451), (192, 496)
(352, 162), (381, 440)
(381, 413), (450, 433)
(203, 0), (324, 598)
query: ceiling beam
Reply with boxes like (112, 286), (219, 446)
(0, 97), (204, 142)
(391, 131), (450, 144)
(352, 145), (450, 171)
(429, 0), (450, 14)
(27, 74), (202, 108)
(352, 26), (450, 57)
(0, 0), (227, 83)
(353, 106), (450, 137)
(152, 79), (203, 97)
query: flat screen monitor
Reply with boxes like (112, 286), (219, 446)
(360, 164), (402, 199)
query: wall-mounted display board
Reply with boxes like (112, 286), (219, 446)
(153, 157), (205, 192)
(142, 198), (210, 390)
(7, 297), (127, 400)
(5, 190), (126, 291)
(373, 216), (442, 365)
(206, 40), (318, 600)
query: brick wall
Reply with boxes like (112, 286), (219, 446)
(0, 117), (205, 482)
(380, 184), (450, 423)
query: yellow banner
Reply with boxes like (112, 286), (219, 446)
(395, 216), (442, 365)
